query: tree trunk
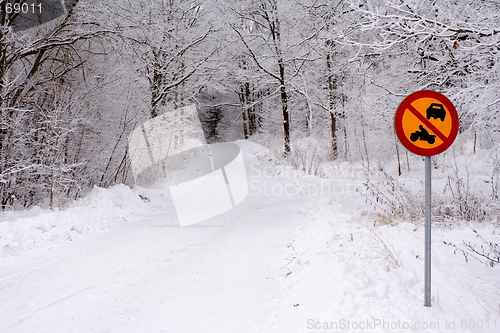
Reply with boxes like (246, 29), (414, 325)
(150, 50), (162, 118)
(238, 84), (249, 139)
(245, 82), (258, 136)
(330, 111), (337, 157)
(279, 77), (290, 155)
(268, 1), (290, 156)
(326, 47), (338, 159)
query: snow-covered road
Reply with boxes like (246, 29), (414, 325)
(0, 142), (303, 333)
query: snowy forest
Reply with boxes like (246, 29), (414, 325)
(1, 1), (500, 331)
(0, 0), (498, 216)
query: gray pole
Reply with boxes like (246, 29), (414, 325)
(424, 156), (432, 307)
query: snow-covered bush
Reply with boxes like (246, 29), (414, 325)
(444, 230), (500, 267)
(362, 155), (500, 224)
(251, 132), (331, 175)
(362, 172), (424, 223)
(288, 136), (331, 175)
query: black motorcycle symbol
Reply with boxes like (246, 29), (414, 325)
(410, 125), (436, 144)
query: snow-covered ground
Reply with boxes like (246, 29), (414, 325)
(0, 141), (499, 332)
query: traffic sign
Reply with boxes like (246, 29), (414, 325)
(395, 90), (460, 307)
(395, 90), (459, 156)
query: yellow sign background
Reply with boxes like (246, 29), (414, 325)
(401, 97), (453, 149)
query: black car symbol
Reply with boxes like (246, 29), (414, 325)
(410, 125), (436, 144)
(426, 103), (446, 121)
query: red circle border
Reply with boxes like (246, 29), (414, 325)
(395, 90), (459, 156)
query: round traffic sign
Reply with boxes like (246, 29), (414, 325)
(395, 90), (459, 156)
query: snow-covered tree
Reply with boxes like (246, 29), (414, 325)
(107, 0), (218, 118)
(340, 0), (500, 150)
(0, 1), (119, 208)
(229, 0), (301, 155)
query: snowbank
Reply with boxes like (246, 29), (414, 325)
(269, 196), (500, 332)
(258, 141), (500, 333)
(0, 184), (145, 256)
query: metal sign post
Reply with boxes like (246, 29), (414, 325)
(424, 156), (432, 307)
(395, 90), (459, 307)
